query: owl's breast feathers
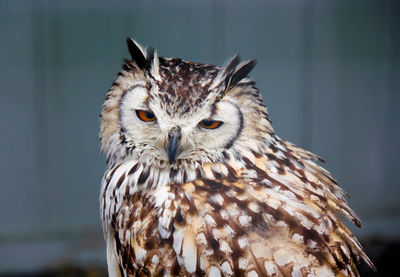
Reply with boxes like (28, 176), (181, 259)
(101, 137), (374, 276)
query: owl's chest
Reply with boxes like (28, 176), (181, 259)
(101, 161), (195, 230)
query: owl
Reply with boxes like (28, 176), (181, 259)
(99, 38), (375, 277)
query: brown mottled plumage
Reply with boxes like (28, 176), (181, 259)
(99, 38), (375, 276)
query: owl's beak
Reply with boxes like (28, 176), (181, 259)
(167, 126), (182, 164)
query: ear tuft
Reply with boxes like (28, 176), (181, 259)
(126, 37), (148, 70)
(221, 55), (240, 88)
(210, 55), (257, 102)
(224, 55), (241, 77)
(151, 50), (161, 80)
(222, 56), (256, 94)
(229, 59), (257, 88)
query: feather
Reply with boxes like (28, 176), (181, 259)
(126, 37), (147, 70)
(99, 38), (375, 276)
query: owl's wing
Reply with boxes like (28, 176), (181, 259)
(105, 227), (123, 277)
(166, 142), (374, 276)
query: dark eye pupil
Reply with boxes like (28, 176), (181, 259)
(145, 111), (154, 119)
(202, 120), (214, 127)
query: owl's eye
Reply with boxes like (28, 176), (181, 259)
(199, 120), (223, 129)
(136, 110), (157, 122)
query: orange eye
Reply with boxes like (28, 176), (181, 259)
(136, 110), (156, 122)
(199, 120), (223, 129)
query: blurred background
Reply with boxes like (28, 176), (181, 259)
(0, 0), (399, 276)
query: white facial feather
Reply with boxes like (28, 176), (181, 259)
(119, 86), (243, 164)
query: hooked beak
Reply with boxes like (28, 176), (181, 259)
(167, 127), (182, 164)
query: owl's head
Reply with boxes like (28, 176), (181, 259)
(100, 38), (273, 167)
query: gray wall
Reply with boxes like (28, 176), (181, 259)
(0, 0), (399, 272)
